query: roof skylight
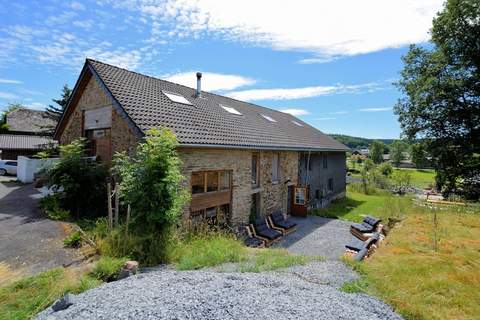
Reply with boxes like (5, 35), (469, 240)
(221, 105), (242, 115)
(162, 91), (192, 105)
(292, 120), (304, 127)
(260, 113), (277, 123)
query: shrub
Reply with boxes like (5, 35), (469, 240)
(63, 231), (82, 248)
(391, 170), (412, 194)
(39, 195), (70, 220)
(378, 162), (393, 176)
(110, 128), (189, 265)
(44, 138), (108, 218)
(90, 256), (126, 282)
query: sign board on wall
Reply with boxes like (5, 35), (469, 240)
(84, 106), (112, 130)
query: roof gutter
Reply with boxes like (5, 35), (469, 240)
(177, 143), (350, 152)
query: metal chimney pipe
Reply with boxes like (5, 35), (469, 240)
(196, 72), (202, 97)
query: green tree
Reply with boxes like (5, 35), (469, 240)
(410, 142), (429, 169)
(42, 84), (72, 135)
(45, 138), (108, 218)
(394, 0), (480, 197)
(390, 140), (407, 168)
(113, 128), (189, 234)
(370, 140), (385, 164)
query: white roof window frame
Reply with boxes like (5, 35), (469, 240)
(220, 104), (243, 116)
(260, 113), (277, 123)
(162, 91), (192, 105)
(291, 120), (304, 127)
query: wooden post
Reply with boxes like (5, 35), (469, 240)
(114, 183), (120, 227)
(125, 204), (131, 238)
(107, 183), (113, 231)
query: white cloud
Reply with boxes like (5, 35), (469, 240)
(162, 71), (256, 91)
(84, 49), (142, 70)
(0, 92), (18, 100)
(329, 111), (350, 115)
(279, 109), (310, 116)
(358, 107), (392, 112)
(227, 82), (383, 101)
(73, 20), (93, 30)
(25, 102), (46, 110)
(0, 79), (22, 85)
(137, 0), (443, 57)
(70, 1), (86, 11)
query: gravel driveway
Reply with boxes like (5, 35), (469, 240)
(37, 265), (401, 320)
(0, 178), (78, 277)
(278, 216), (352, 260)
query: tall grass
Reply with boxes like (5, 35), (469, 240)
(0, 268), (100, 320)
(354, 207), (480, 320)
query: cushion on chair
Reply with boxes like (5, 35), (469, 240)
(351, 223), (375, 233)
(363, 216), (381, 228)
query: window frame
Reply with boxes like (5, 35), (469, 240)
(323, 155), (328, 169)
(191, 170), (232, 194)
(294, 187), (306, 205)
(271, 153), (280, 183)
(251, 153), (260, 187)
(328, 178), (334, 192)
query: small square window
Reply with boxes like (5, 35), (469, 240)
(220, 105), (242, 115)
(162, 91), (192, 105)
(260, 113), (277, 122)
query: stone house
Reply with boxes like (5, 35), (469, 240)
(54, 59), (349, 224)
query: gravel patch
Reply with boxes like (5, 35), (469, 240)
(277, 216), (352, 260)
(36, 266), (401, 320)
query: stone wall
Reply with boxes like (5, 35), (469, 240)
(178, 148), (298, 224)
(59, 75), (139, 157)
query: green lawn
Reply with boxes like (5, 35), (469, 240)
(313, 189), (412, 222)
(396, 168), (435, 189)
(319, 187), (480, 320)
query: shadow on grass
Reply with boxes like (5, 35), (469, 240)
(312, 197), (366, 220)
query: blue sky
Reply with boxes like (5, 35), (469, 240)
(0, 0), (444, 138)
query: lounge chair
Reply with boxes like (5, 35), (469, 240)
(350, 216), (382, 240)
(345, 233), (380, 252)
(243, 225), (265, 248)
(268, 211), (297, 235)
(252, 218), (282, 246)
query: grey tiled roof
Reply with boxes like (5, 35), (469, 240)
(6, 108), (56, 133)
(88, 59), (349, 152)
(0, 134), (56, 150)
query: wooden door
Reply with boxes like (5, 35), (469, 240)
(290, 185), (309, 217)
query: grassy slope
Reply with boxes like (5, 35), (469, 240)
(358, 210), (480, 320)
(0, 268), (100, 320)
(324, 189), (480, 320)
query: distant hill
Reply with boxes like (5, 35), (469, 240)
(329, 134), (396, 149)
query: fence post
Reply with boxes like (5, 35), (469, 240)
(125, 204), (131, 238)
(107, 182), (113, 231)
(114, 183), (120, 227)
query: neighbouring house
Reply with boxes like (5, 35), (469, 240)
(54, 59), (349, 225)
(0, 108), (56, 160)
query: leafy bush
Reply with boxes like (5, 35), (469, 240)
(39, 195), (70, 220)
(109, 128), (189, 265)
(459, 173), (480, 201)
(63, 231), (82, 248)
(90, 256), (126, 282)
(378, 162), (393, 176)
(391, 170), (412, 194)
(44, 138), (108, 218)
